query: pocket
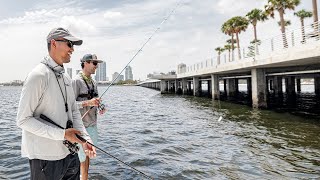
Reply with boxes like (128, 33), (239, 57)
(39, 160), (48, 172)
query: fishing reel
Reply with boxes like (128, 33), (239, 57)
(98, 103), (106, 112)
(63, 120), (80, 155)
(63, 140), (79, 155)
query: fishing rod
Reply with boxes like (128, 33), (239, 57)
(40, 114), (154, 180)
(81, 1), (182, 119)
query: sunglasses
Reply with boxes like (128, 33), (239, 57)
(55, 39), (74, 48)
(86, 61), (98, 66)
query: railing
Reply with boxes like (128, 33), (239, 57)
(178, 21), (320, 75)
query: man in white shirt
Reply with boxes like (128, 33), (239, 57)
(16, 27), (96, 180)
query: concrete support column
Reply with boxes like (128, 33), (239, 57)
(223, 79), (227, 94)
(315, 76), (320, 96)
(285, 76), (295, 95)
(207, 80), (212, 96)
(182, 79), (187, 95)
(269, 78), (274, 91)
(251, 68), (267, 108)
(273, 76), (283, 96)
(296, 78), (301, 92)
(235, 79), (239, 93)
(247, 78), (252, 95)
(193, 77), (200, 96)
(174, 80), (178, 94)
(211, 74), (219, 100)
(160, 80), (167, 93)
(226, 79), (236, 97)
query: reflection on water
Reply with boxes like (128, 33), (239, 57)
(0, 86), (319, 179)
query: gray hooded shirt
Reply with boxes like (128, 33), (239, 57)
(72, 72), (98, 127)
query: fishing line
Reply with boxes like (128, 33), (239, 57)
(75, 135), (154, 180)
(77, 1), (183, 179)
(81, 1), (182, 119)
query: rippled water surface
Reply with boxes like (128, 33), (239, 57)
(0, 86), (319, 179)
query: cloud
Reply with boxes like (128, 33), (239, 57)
(215, 0), (265, 16)
(0, 0), (314, 83)
(0, 7), (96, 25)
(103, 11), (123, 19)
(58, 16), (97, 34)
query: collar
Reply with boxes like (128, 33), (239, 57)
(80, 71), (93, 83)
(41, 55), (65, 75)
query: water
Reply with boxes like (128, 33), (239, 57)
(0, 86), (319, 179)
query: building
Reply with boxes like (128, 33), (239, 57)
(67, 68), (72, 79)
(112, 72), (124, 83)
(125, 66), (133, 80)
(177, 63), (186, 74)
(95, 61), (107, 82)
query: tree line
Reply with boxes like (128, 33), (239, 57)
(216, 0), (317, 62)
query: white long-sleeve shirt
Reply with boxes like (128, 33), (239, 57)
(16, 56), (90, 160)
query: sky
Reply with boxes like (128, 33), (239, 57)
(0, 0), (315, 83)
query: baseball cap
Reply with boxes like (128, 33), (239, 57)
(47, 27), (83, 45)
(81, 54), (103, 63)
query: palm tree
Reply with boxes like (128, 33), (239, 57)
(221, 20), (235, 51)
(246, 9), (268, 43)
(215, 47), (224, 64)
(230, 16), (249, 59)
(312, 0), (319, 38)
(226, 39), (237, 44)
(224, 44), (232, 62)
(294, 9), (313, 43)
(277, 19), (291, 27)
(265, 0), (301, 48)
(312, 0), (318, 23)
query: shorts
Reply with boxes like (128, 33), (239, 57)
(29, 153), (80, 180)
(78, 125), (98, 163)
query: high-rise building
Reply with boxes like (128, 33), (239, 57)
(95, 61), (107, 82)
(125, 66), (133, 80)
(67, 68), (72, 79)
(112, 72), (125, 83)
(177, 63), (186, 74)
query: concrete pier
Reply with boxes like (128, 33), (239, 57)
(251, 68), (267, 108)
(226, 79), (236, 97)
(273, 76), (283, 97)
(160, 80), (167, 93)
(315, 76), (320, 96)
(223, 79), (227, 94)
(182, 79), (187, 95)
(211, 74), (219, 99)
(247, 78), (252, 96)
(193, 77), (200, 96)
(175, 80), (178, 94)
(296, 78), (301, 92)
(285, 76), (296, 95)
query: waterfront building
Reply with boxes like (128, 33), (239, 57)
(95, 61), (107, 82)
(177, 63), (186, 74)
(125, 66), (133, 80)
(112, 72), (124, 83)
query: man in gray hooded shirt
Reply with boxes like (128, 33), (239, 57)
(16, 27), (96, 180)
